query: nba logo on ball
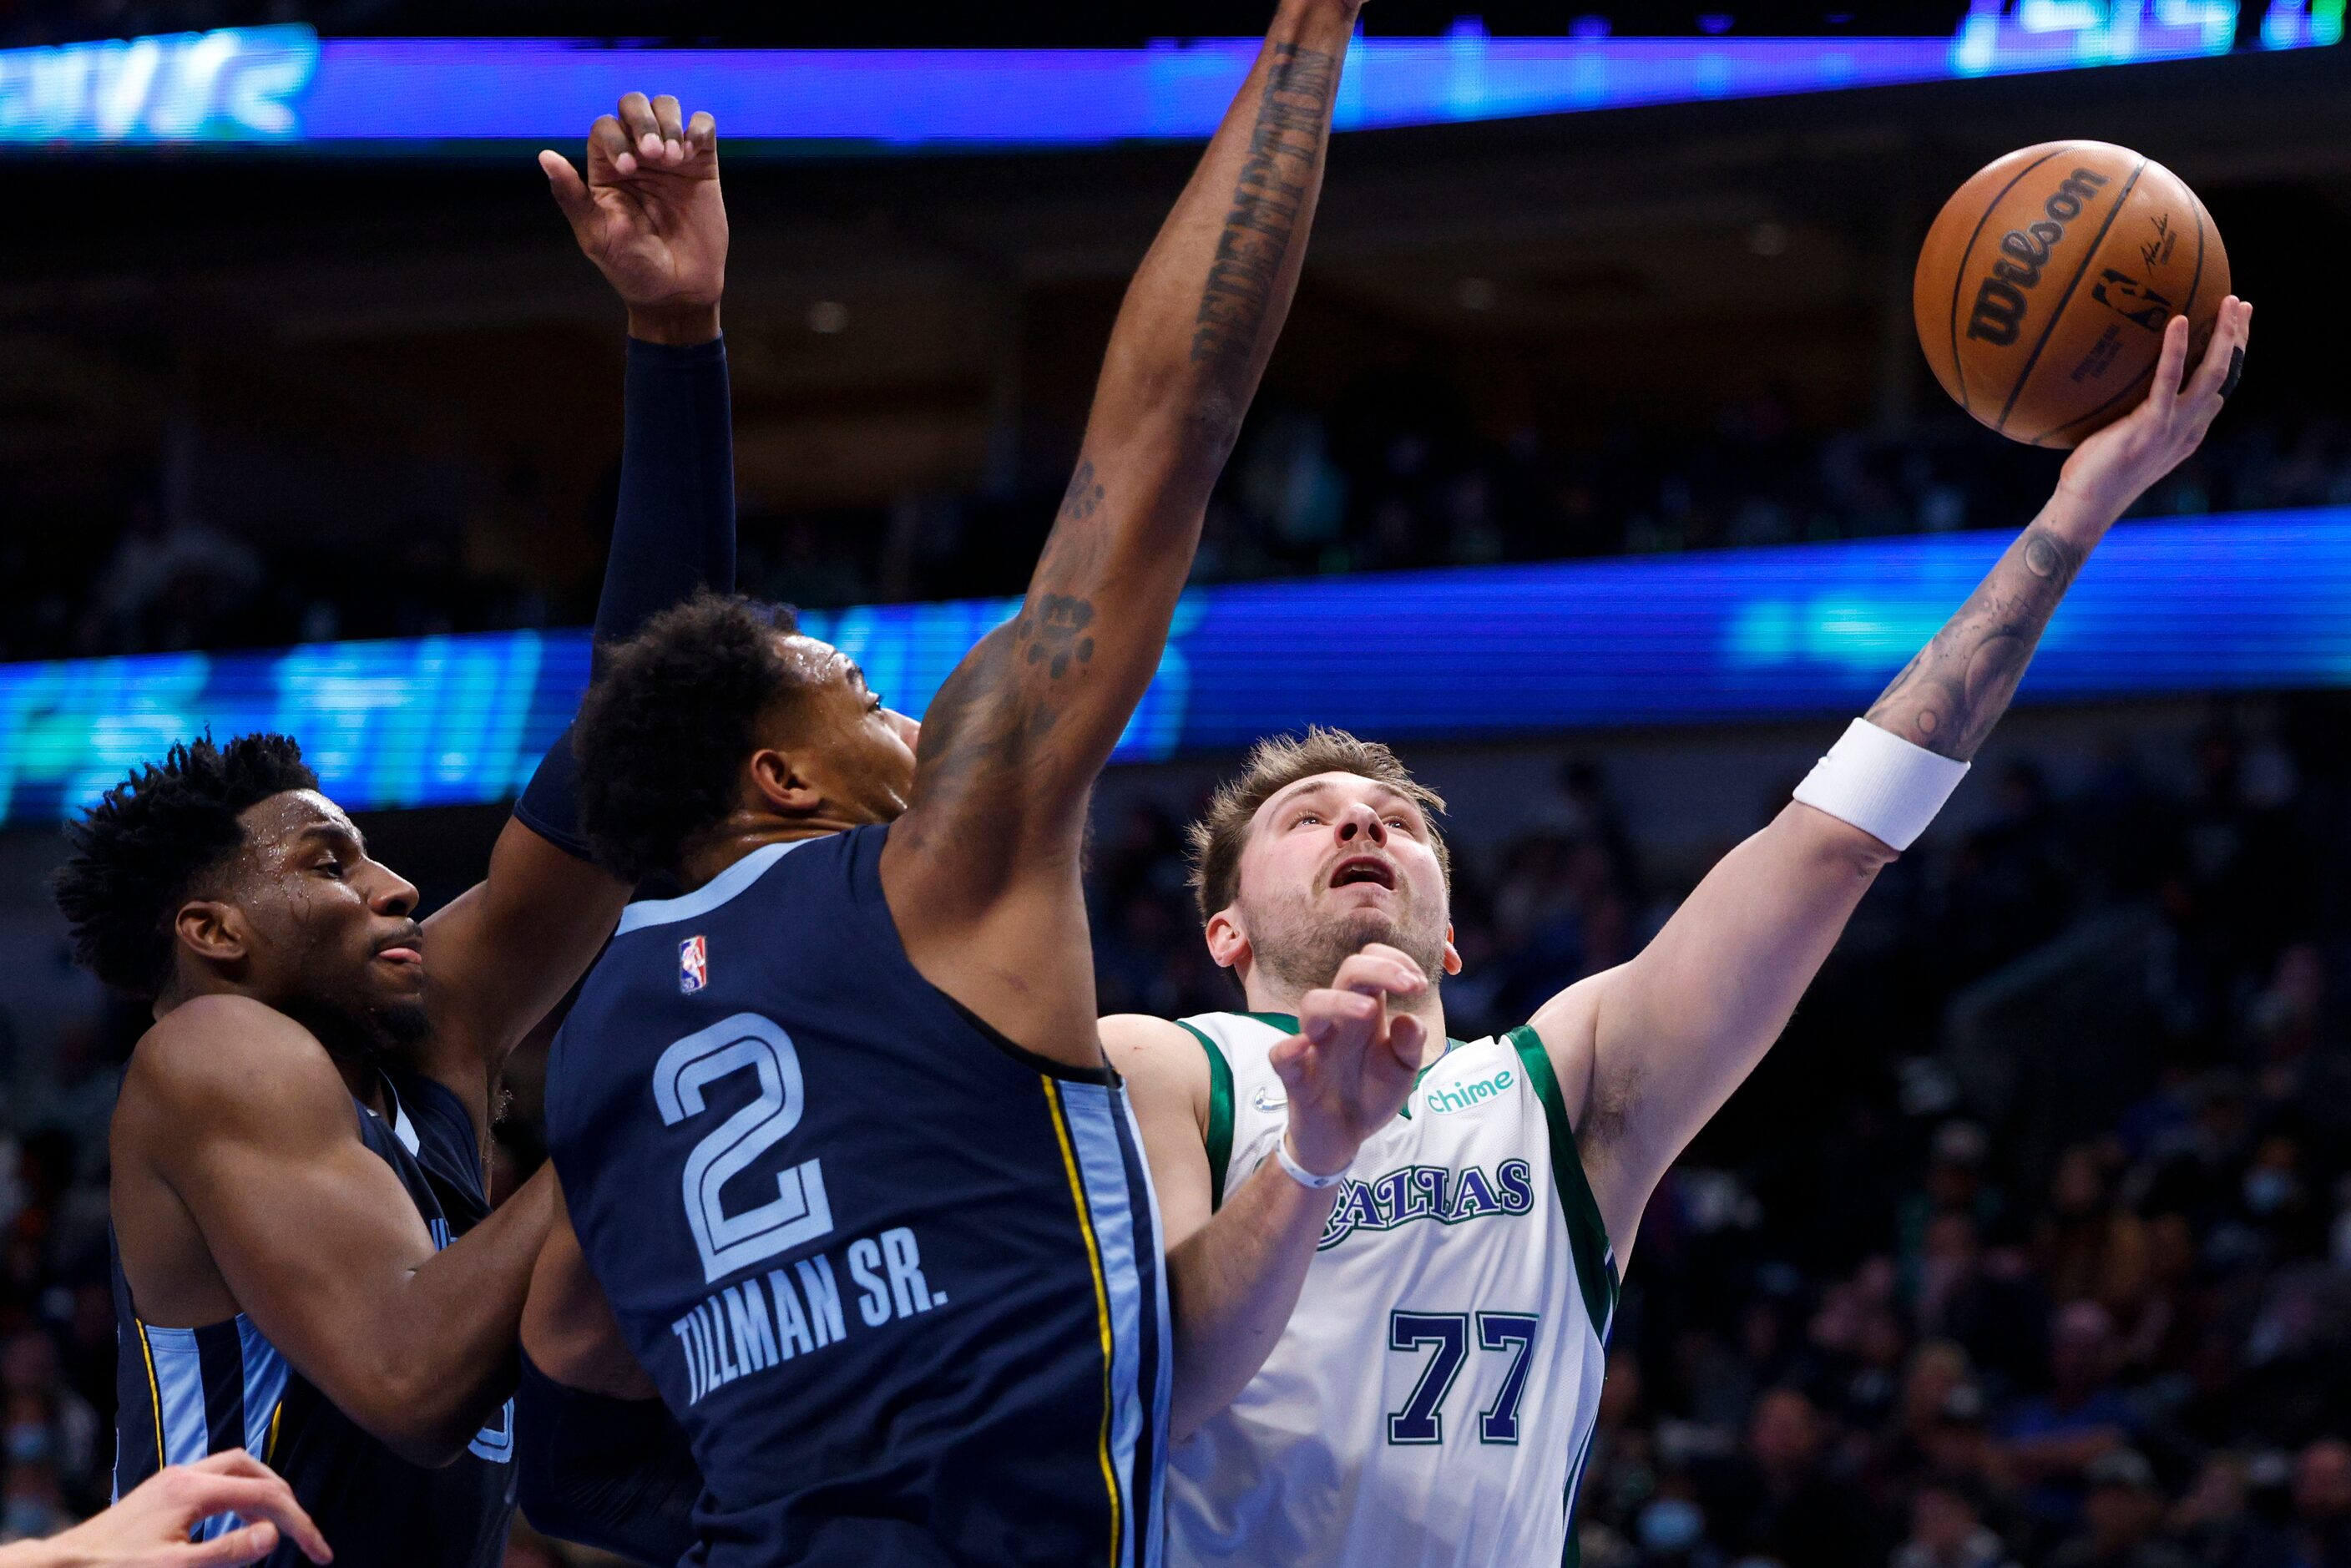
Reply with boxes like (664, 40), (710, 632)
(679, 935), (709, 994)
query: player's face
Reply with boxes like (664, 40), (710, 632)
(1221, 772), (1458, 994)
(212, 791), (430, 1057)
(773, 635), (920, 825)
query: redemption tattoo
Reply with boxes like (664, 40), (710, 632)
(1864, 524), (2086, 761)
(1190, 43), (1337, 383)
(906, 32), (1345, 842)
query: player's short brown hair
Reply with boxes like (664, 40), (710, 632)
(1186, 726), (1450, 923)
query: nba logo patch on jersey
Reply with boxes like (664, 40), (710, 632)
(679, 935), (709, 994)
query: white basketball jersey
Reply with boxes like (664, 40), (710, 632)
(1164, 1012), (1618, 1568)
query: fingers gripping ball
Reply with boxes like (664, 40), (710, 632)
(1914, 141), (2229, 448)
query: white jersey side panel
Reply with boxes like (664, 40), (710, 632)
(1165, 1012), (1618, 1568)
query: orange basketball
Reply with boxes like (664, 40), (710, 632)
(1913, 141), (2228, 448)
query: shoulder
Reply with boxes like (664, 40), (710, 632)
(1100, 1014), (1211, 1105)
(1521, 969), (1613, 1134)
(614, 837), (834, 939)
(123, 996), (351, 1135)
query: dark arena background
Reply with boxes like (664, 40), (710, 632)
(3, 3), (2351, 1565)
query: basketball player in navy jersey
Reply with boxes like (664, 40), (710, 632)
(55, 94), (738, 1568)
(527, 4), (1371, 1564)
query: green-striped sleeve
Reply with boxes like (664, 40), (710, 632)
(1509, 1025), (1620, 1341)
(1176, 1019), (1236, 1211)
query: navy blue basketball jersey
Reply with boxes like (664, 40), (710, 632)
(544, 824), (1170, 1568)
(111, 1065), (517, 1568)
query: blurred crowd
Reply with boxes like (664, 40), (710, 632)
(5, 397), (2350, 666)
(0, 0), (367, 47)
(8, 686), (2351, 1564)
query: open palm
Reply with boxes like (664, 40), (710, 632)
(541, 93), (727, 324)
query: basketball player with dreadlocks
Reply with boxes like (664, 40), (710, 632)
(53, 94), (738, 1568)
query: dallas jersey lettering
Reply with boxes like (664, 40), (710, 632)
(544, 825), (1170, 1568)
(1165, 1012), (1618, 1568)
(110, 1066), (517, 1568)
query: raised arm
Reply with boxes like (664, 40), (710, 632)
(886, 0), (1361, 1057)
(1536, 300), (2252, 1262)
(414, 94), (736, 1115)
(121, 997), (557, 1468)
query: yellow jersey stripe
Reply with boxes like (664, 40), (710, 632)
(1043, 1076), (1123, 1567)
(265, 1400), (284, 1466)
(133, 1319), (164, 1473)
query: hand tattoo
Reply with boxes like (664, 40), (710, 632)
(1864, 524), (2085, 760)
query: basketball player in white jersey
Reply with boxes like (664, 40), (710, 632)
(1105, 296), (2252, 1567)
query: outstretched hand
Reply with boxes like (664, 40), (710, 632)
(2059, 295), (2252, 518)
(1270, 943), (1430, 1178)
(22, 1451), (333, 1567)
(539, 93), (727, 344)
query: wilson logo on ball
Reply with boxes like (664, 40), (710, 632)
(1965, 166), (2113, 346)
(1914, 140), (2225, 447)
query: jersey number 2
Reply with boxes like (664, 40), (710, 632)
(655, 1014), (835, 1285)
(1388, 1310), (1540, 1444)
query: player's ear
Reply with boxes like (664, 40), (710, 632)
(174, 898), (250, 968)
(1203, 906), (1249, 971)
(1441, 922), (1464, 978)
(746, 746), (826, 817)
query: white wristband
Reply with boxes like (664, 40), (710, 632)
(1791, 718), (1969, 851)
(1275, 1136), (1350, 1191)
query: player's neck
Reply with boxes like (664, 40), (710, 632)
(1238, 974), (1452, 1067)
(675, 815), (856, 892)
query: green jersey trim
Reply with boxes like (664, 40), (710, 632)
(1176, 1019), (1236, 1211)
(1508, 1024), (1620, 1343)
(1397, 1039), (1471, 1120)
(1239, 1010), (1299, 1033)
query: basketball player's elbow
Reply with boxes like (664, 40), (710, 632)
(355, 1398), (471, 1469)
(349, 1365), (503, 1469)
(1175, 387), (1246, 472)
(1102, 376), (1245, 482)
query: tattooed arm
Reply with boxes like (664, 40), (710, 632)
(1528, 301), (2252, 1267)
(882, 0), (1362, 1067)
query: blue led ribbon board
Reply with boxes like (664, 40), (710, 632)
(0, 3), (2333, 149)
(4, 508), (2351, 828)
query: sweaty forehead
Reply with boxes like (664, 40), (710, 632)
(237, 789), (357, 851)
(777, 633), (855, 688)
